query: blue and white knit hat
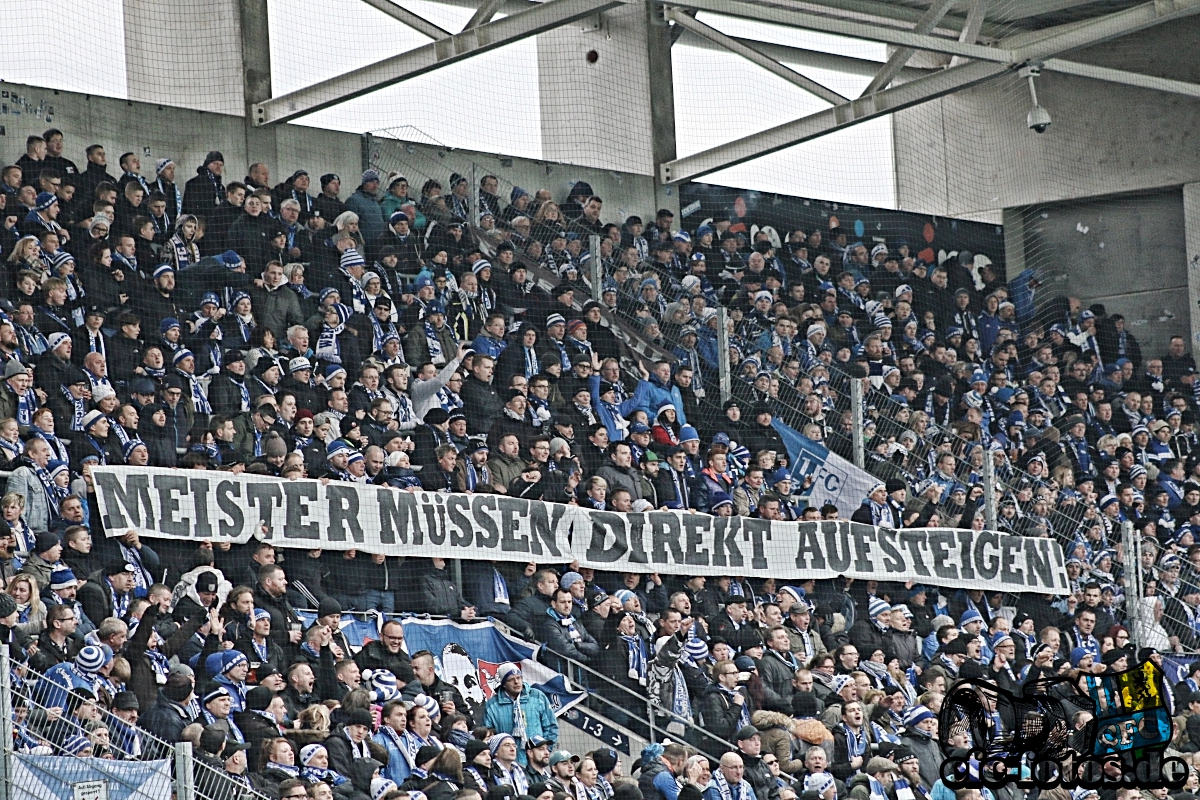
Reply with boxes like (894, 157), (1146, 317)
(62, 734), (92, 755)
(413, 693), (440, 720)
(804, 773), (835, 796)
(76, 644), (109, 673)
(364, 669), (399, 703)
(50, 567), (77, 590)
(495, 662), (522, 685)
(340, 249), (366, 270)
(614, 590), (636, 606)
(300, 744), (326, 766)
(683, 638), (710, 664)
(372, 779), (399, 800)
(868, 597), (891, 619)
(489, 733), (516, 756)
(959, 607), (983, 627)
(903, 705), (936, 728)
(122, 439), (148, 460)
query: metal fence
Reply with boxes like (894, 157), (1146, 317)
(0, 646), (271, 800)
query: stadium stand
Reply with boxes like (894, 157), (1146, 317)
(0, 126), (1196, 800)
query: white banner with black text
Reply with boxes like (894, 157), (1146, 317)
(93, 466), (1068, 591)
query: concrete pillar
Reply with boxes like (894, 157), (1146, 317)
(239, 0), (278, 177)
(1001, 207), (1027, 281)
(122, 0), (245, 118)
(537, 1), (676, 216)
(643, 2), (678, 219)
(1184, 183), (1200, 351)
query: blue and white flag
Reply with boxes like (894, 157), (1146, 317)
(401, 617), (586, 719)
(773, 419), (878, 511)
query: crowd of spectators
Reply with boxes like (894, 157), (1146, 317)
(2, 129), (1200, 800)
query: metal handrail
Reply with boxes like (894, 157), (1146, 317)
(3, 649), (272, 800)
(549, 645), (741, 759)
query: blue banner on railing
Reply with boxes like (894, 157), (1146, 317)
(11, 755), (172, 800)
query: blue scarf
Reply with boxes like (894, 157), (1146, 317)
(179, 370), (211, 414)
(301, 766), (348, 786)
(718, 684), (750, 728)
(523, 346), (538, 378)
(33, 462), (63, 522)
(869, 499), (894, 527)
(317, 323), (344, 364)
(492, 567), (510, 605)
(424, 320), (446, 364)
(341, 266), (369, 314)
(400, 731), (440, 769)
(710, 770), (754, 800)
(169, 234), (194, 269)
(60, 385), (87, 430)
(841, 723), (867, 758)
(13, 385), (37, 427)
(465, 462), (491, 491)
(621, 634), (648, 685)
(495, 762), (529, 794)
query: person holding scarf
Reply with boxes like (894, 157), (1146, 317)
(831, 700), (872, 781)
(315, 303), (352, 366)
(450, 270), (492, 343)
(599, 610), (650, 730)
(172, 349), (211, 424)
(454, 440), (500, 493)
(204, 650), (250, 714)
(2, 360), (39, 431)
(498, 324), (542, 384)
(367, 295), (400, 354)
(0, 419), (21, 466)
(398, 698), (443, 782)
(69, 410), (116, 469)
(482, 662), (558, 765)
(6, 435), (59, 534)
(704, 753), (756, 800)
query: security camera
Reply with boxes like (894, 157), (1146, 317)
(1027, 105), (1051, 133)
(1020, 63), (1050, 133)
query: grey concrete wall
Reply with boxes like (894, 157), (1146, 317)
(0, 82), (656, 223)
(1017, 189), (1186, 358)
(0, 83), (361, 196)
(891, 19), (1200, 218)
(122, 0), (246, 117)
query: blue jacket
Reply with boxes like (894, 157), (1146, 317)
(373, 729), (407, 784)
(345, 190), (387, 242)
(34, 661), (94, 711)
(630, 376), (686, 425)
(471, 333), (508, 360)
(591, 375), (643, 442)
(483, 685), (559, 764)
